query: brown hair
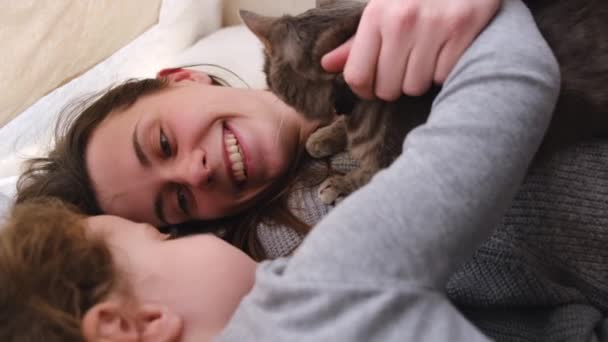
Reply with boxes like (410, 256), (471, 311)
(0, 199), (118, 341)
(16, 78), (169, 215)
(16, 77), (311, 261)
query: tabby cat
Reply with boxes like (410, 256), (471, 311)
(241, 0), (608, 204)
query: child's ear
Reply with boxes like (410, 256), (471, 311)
(136, 304), (183, 341)
(81, 301), (138, 342)
(156, 68), (213, 85)
(239, 10), (277, 52)
(82, 301), (182, 342)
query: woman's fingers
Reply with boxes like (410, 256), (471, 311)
(402, 15), (445, 96)
(320, 0), (502, 99)
(434, 4), (499, 84)
(374, 4), (415, 101)
(321, 38), (353, 73)
(342, 6), (382, 99)
(434, 31), (472, 84)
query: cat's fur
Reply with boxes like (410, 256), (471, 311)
(242, 0), (608, 204)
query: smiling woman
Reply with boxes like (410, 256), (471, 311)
(16, 68), (320, 259)
(14, 0), (512, 262)
(86, 69), (317, 227)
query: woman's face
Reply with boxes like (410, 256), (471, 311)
(84, 214), (256, 341)
(87, 70), (316, 226)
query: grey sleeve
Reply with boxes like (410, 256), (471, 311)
(219, 0), (560, 340)
(287, 0), (559, 291)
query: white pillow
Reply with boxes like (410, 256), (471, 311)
(171, 25), (268, 90)
(0, 0), (222, 199)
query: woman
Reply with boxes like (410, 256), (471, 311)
(1, 1), (563, 339)
(16, 0), (508, 259)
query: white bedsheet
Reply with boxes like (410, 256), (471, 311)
(0, 0), (221, 199)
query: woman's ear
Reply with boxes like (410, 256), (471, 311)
(81, 301), (138, 341)
(82, 301), (183, 342)
(156, 68), (213, 85)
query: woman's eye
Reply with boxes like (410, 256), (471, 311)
(176, 186), (189, 216)
(159, 128), (172, 158)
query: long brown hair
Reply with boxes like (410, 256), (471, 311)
(16, 77), (312, 261)
(0, 199), (118, 341)
(16, 78), (169, 215)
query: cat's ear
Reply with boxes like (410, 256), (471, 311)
(240, 10), (277, 52)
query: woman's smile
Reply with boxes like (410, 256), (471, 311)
(223, 122), (248, 186)
(85, 70), (318, 226)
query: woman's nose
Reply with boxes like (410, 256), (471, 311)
(176, 149), (212, 188)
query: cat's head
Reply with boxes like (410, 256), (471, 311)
(240, 0), (364, 124)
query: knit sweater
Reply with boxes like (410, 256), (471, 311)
(448, 141), (608, 341)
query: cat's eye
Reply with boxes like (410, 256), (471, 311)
(159, 128), (172, 158)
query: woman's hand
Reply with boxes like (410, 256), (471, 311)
(321, 0), (501, 100)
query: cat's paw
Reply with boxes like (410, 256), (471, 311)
(318, 176), (346, 205)
(306, 137), (336, 159)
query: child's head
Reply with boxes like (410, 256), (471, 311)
(0, 199), (257, 341)
(0, 199), (116, 341)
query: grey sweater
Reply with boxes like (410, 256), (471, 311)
(218, 0), (562, 340)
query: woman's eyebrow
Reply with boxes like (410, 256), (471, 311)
(132, 122), (150, 167)
(133, 121), (167, 225)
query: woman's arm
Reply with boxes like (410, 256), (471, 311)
(220, 0), (560, 340)
(290, 0), (559, 293)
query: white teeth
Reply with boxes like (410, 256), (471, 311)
(229, 153), (243, 162)
(235, 172), (246, 181)
(224, 130), (247, 182)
